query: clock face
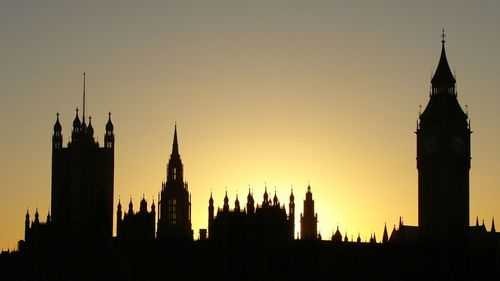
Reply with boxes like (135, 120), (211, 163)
(451, 136), (465, 153)
(423, 136), (436, 154)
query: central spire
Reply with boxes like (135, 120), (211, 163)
(172, 123), (179, 156)
(166, 124), (183, 183)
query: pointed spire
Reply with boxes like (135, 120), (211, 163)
(53, 112), (63, 148)
(476, 216), (480, 227)
(305, 184), (313, 201)
(106, 112), (114, 131)
(223, 190), (229, 211)
(247, 188), (253, 202)
(235, 193), (240, 212)
(172, 123), (179, 156)
(34, 208), (39, 224)
(492, 217), (496, 233)
(209, 191), (214, 205)
(73, 108), (81, 128)
(104, 111), (115, 149)
(332, 226), (342, 243)
(54, 112), (62, 132)
(431, 29), (456, 94)
(263, 185), (269, 205)
(24, 208), (31, 235)
(382, 223), (389, 243)
(128, 197), (133, 215)
(140, 194), (147, 212)
(87, 116), (94, 137)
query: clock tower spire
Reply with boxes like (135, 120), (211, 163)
(417, 32), (471, 243)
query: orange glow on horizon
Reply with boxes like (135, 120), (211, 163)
(1, 2), (500, 249)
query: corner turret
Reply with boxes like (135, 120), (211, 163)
(71, 108), (82, 143)
(246, 189), (255, 215)
(382, 223), (389, 243)
(234, 194), (240, 212)
(52, 113), (63, 149)
(223, 191), (229, 212)
(104, 112), (114, 149)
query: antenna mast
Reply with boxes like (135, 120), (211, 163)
(83, 72), (86, 121)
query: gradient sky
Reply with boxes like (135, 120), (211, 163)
(1, 1), (500, 249)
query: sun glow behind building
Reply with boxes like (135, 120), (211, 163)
(1, 1), (500, 249)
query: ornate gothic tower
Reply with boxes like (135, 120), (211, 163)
(157, 125), (193, 240)
(417, 33), (470, 243)
(51, 74), (115, 242)
(300, 185), (318, 240)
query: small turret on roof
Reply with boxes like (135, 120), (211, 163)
(382, 223), (389, 243)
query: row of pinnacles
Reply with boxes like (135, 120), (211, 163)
(208, 187), (295, 245)
(116, 197), (156, 243)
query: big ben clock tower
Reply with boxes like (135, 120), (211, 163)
(417, 32), (471, 243)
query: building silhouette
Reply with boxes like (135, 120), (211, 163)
(2, 33), (500, 281)
(417, 33), (471, 244)
(300, 185), (318, 239)
(116, 197), (156, 243)
(49, 109), (115, 243)
(208, 187), (295, 245)
(23, 73), (115, 248)
(157, 125), (193, 241)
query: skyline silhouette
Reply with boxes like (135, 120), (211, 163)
(7, 40), (500, 279)
(2, 1), (500, 250)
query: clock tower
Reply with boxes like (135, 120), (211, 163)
(417, 32), (471, 243)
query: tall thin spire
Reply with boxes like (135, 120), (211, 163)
(172, 123), (179, 156)
(83, 72), (86, 121)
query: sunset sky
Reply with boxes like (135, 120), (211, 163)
(1, 1), (500, 249)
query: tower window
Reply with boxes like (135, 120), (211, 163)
(169, 198), (177, 225)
